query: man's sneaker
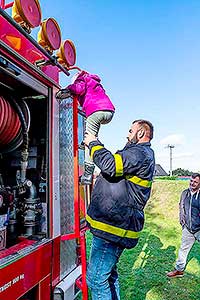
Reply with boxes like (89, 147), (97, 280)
(166, 269), (184, 278)
(56, 89), (71, 100)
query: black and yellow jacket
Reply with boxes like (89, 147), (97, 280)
(86, 140), (155, 249)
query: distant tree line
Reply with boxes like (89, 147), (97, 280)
(172, 168), (193, 176)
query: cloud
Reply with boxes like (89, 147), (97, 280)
(156, 151), (199, 173)
(174, 152), (193, 159)
(160, 134), (185, 146)
(156, 151), (193, 159)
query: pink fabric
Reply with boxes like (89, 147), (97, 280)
(67, 71), (115, 117)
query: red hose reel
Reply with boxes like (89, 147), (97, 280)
(0, 96), (21, 145)
(0, 96), (30, 153)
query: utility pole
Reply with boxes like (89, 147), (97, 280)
(167, 144), (175, 176)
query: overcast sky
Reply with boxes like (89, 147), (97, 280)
(16, 0), (200, 173)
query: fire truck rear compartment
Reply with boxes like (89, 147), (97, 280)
(0, 68), (49, 250)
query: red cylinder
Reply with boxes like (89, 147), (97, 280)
(0, 96), (21, 146)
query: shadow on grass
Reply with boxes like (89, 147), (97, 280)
(118, 231), (200, 300)
(119, 232), (176, 300)
(188, 241), (200, 266)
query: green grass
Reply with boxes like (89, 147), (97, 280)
(86, 180), (200, 300)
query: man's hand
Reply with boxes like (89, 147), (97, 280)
(84, 132), (97, 147)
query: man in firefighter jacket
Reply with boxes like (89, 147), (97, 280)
(84, 119), (155, 300)
(167, 173), (200, 278)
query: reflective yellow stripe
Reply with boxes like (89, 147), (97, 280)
(90, 145), (104, 159)
(126, 175), (152, 187)
(114, 154), (123, 177)
(86, 214), (139, 239)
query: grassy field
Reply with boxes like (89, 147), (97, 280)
(87, 180), (200, 300)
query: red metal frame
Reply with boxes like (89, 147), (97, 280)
(51, 236), (61, 288)
(60, 96), (88, 299)
(74, 95), (88, 300)
(80, 228), (88, 300)
(0, 1), (14, 9)
(49, 89), (54, 239)
(61, 95), (80, 241)
(73, 95), (81, 238)
(0, 0), (4, 8)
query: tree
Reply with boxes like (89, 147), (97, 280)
(172, 168), (193, 176)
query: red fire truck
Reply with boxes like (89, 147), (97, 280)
(0, 1), (89, 299)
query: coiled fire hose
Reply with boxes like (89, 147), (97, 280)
(0, 95), (30, 153)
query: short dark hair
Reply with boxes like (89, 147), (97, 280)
(191, 173), (200, 180)
(133, 119), (154, 140)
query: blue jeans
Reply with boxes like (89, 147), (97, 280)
(86, 235), (124, 300)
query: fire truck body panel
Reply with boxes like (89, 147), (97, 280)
(0, 4), (87, 300)
(0, 11), (60, 83)
(0, 240), (52, 299)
